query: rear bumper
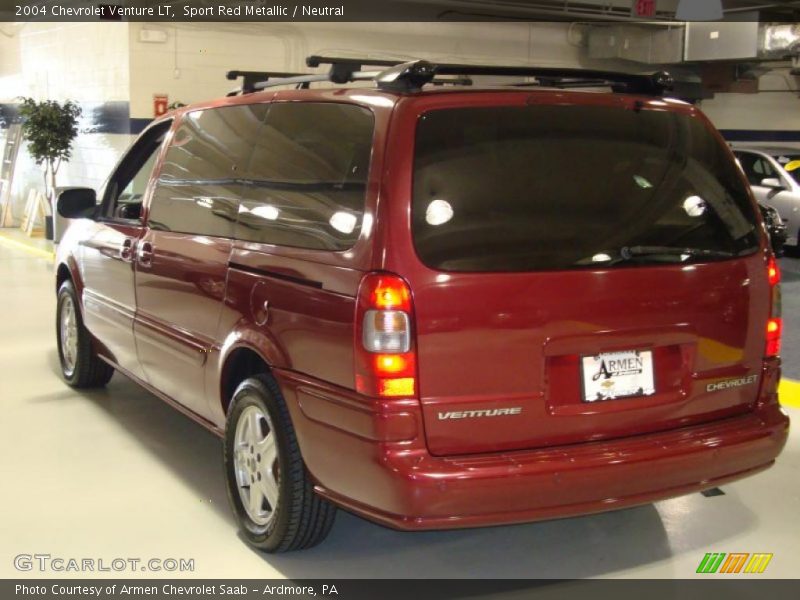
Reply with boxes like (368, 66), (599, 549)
(327, 405), (788, 530)
(277, 370), (790, 531)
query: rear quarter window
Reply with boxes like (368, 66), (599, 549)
(235, 102), (374, 251)
(147, 102), (374, 249)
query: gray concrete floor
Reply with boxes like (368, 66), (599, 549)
(0, 240), (797, 579)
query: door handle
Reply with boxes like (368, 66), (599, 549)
(137, 241), (153, 267)
(120, 237), (135, 262)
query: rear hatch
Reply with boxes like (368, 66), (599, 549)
(404, 97), (769, 456)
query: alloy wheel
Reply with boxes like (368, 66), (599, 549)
(59, 295), (79, 377)
(233, 404), (280, 526)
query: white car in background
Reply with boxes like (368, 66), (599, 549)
(733, 146), (800, 247)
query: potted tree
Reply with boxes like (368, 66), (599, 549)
(18, 98), (82, 238)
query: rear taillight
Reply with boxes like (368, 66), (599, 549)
(768, 256), (780, 286)
(355, 273), (416, 398)
(766, 318), (782, 357)
(766, 256), (782, 358)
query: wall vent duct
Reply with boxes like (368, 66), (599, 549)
(686, 20), (800, 62)
(587, 21), (800, 65)
(586, 24), (685, 64)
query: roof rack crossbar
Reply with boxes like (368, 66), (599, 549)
(434, 64), (673, 95)
(306, 55), (401, 69)
(305, 55), (673, 96)
(226, 70), (308, 95)
(252, 73), (330, 91)
(250, 70), (380, 92)
(514, 79), (610, 88)
(431, 76), (473, 87)
(226, 57), (672, 96)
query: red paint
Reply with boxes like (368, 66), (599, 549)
(56, 84), (790, 532)
(633, 0), (657, 18)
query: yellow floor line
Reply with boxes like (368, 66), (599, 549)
(779, 378), (800, 409)
(0, 232), (55, 261)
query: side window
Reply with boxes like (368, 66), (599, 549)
(753, 157), (778, 183)
(148, 104), (268, 237)
(737, 152), (778, 186)
(734, 152), (756, 186)
(121, 151), (158, 203)
(102, 121), (171, 221)
(236, 102), (374, 251)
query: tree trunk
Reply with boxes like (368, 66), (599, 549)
(49, 161), (57, 200)
(42, 164), (49, 199)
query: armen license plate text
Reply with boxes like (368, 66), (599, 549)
(581, 350), (655, 402)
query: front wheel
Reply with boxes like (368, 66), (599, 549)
(223, 374), (336, 552)
(56, 280), (114, 388)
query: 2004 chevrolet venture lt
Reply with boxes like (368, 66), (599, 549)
(54, 56), (790, 552)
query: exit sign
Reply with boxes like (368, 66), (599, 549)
(632, 0), (657, 17)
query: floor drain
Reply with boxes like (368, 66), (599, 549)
(701, 487), (726, 497)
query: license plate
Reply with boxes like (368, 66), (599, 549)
(581, 350), (655, 402)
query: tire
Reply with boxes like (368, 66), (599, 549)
(56, 279), (114, 388)
(223, 374), (336, 552)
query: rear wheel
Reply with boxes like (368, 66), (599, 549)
(223, 374), (336, 552)
(56, 280), (114, 388)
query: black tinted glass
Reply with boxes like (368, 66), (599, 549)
(236, 103), (374, 251)
(159, 105), (268, 181)
(102, 121), (171, 221)
(150, 105), (268, 237)
(413, 105), (759, 272)
(735, 152), (779, 186)
(147, 183), (241, 236)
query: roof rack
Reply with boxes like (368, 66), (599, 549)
(306, 56), (406, 69)
(307, 55), (674, 95)
(228, 56), (673, 96)
(431, 76), (473, 87)
(226, 70), (309, 95)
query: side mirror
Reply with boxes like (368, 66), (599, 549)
(115, 203), (142, 220)
(57, 188), (96, 219)
(760, 177), (785, 190)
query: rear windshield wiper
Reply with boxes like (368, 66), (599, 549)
(616, 245), (735, 263)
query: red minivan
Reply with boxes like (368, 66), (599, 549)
(55, 58), (789, 552)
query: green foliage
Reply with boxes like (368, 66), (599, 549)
(18, 98), (81, 167)
(18, 97), (82, 196)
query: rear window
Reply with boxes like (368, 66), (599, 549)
(412, 105), (759, 272)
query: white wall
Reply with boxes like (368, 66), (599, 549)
(15, 22), (130, 102)
(0, 22), (133, 224)
(127, 21), (610, 119)
(0, 26), (22, 95)
(700, 67), (800, 146)
(3, 21), (800, 226)
(127, 22), (799, 134)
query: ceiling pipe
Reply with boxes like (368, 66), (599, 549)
(410, 0), (681, 22)
(723, 1), (800, 13)
(411, 0), (800, 21)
